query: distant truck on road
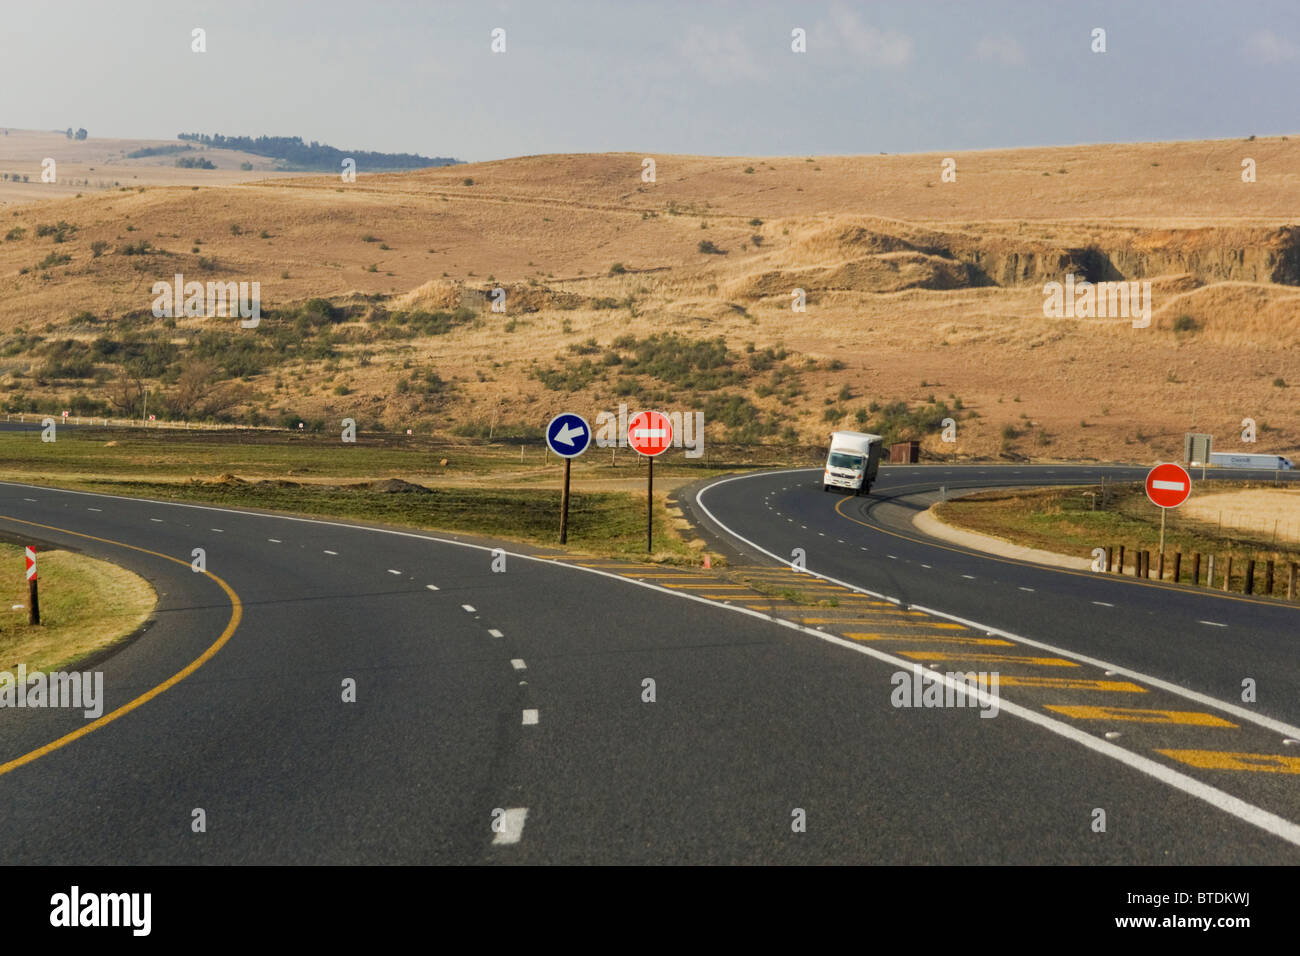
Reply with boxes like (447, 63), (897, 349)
(1209, 452), (1294, 470)
(822, 430), (884, 495)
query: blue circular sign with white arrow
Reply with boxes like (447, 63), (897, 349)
(545, 412), (592, 458)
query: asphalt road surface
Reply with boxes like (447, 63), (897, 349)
(1, 465), (1298, 864)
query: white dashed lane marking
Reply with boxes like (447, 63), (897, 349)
(150, 518), (163, 523)
(426, 584), (440, 591)
(522, 709), (539, 726)
(268, 538), (281, 543)
(211, 528), (224, 533)
(1019, 586), (1035, 592)
(488, 628), (503, 638)
(511, 659), (526, 670)
(961, 574), (976, 579)
(1093, 601), (1114, 608)
(1199, 620), (1228, 628)
(462, 604), (476, 613)
(323, 550), (337, 555)
(87, 507), (102, 512)
(387, 569), (402, 575)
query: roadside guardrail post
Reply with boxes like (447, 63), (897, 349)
(1265, 560), (1274, 596)
(1105, 546), (1113, 573)
(1245, 559), (1255, 595)
(1289, 562), (1297, 600)
(1116, 545), (1125, 574)
(1192, 553), (1201, 586)
(1156, 551), (1165, 580)
(1207, 555), (1215, 589)
(1172, 552), (1181, 583)
(1224, 556), (1233, 592)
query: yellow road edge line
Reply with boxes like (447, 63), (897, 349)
(996, 676), (1147, 692)
(0, 515), (242, 779)
(845, 632), (1013, 646)
(1046, 705), (1237, 727)
(898, 651), (1080, 667)
(1157, 749), (1300, 773)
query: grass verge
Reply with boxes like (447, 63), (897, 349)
(0, 543), (156, 671)
(936, 483), (1300, 594)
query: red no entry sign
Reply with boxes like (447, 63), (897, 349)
(628, 410), (673, 456)
(1145, 463), (1191, 508)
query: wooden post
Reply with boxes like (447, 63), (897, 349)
(1224, 556), (1233, 592)
(1245, 559), (1255, 595)
(28, 576), (39, 626)
(1105, 546), (1113, 574)
(1289, 562), (1298, 600)
(1265, 559), (1274, 596)
(1116, 545), (1125, 575)
(1156, 551), (1165, 580)
(1172, 552), (1181, 583)
(1207, 555), (1215, 589)
(1192, 552), (1201, 586)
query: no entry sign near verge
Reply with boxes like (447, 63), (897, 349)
(629, 411), (673, 552)
(1145, 462), (1192, 558)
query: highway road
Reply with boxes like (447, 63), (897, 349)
(1, 465), (1298, 864)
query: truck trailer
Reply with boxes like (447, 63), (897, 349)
(822, 431), (884, 495)
(1208, 452), (1294, 470)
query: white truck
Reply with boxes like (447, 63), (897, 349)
(1209, 452), (1294, 470)
(822, 431), (884, 495)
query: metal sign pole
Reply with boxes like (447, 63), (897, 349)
(560, 457), (571, 544)
(647, 456), (653, 553)
(1159, 506), (1167, 558)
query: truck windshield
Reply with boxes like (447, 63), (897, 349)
(828, 453), (864, 470)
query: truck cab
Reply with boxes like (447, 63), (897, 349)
(823, 431), (883, 495)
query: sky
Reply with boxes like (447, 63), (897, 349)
(4, 0), (1299, 162)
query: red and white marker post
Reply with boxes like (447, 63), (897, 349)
(1145, 462), (1192, 559)
(628, 411), (673, 552)
(25, 545), (39, 625)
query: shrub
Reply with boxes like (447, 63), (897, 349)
(1173, 314), (1198, 333)
(698, 239), (725, 255)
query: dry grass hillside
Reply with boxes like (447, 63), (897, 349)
(0, 135), (1297, 461)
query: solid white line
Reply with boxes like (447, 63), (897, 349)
(488, 628), (503, 637)
(511, 659), (526, 670)
(24, 475), (1300, 847)
(1199, 620), (1228, 628)
(387, 569), (402, 575)
(492, 808), (528, 845)
(323, 550), (338, 555)
(426, 584), (439, 591)
(521, 709), (538, 725)
(462, 604), (476, 613)
(688, 469), (1300, 848)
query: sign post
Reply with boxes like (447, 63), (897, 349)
(1145, 463), (1192, 561)
(25, 545), (39, 626)
(545, 413), (592, 544)
(628, 411), (673, 552)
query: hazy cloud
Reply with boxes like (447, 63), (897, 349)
(1244, 29), (1299, 63)
(818, 7), (914, 68)
(676, 24), (763, 83)
(975, 34), (1025, 67)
